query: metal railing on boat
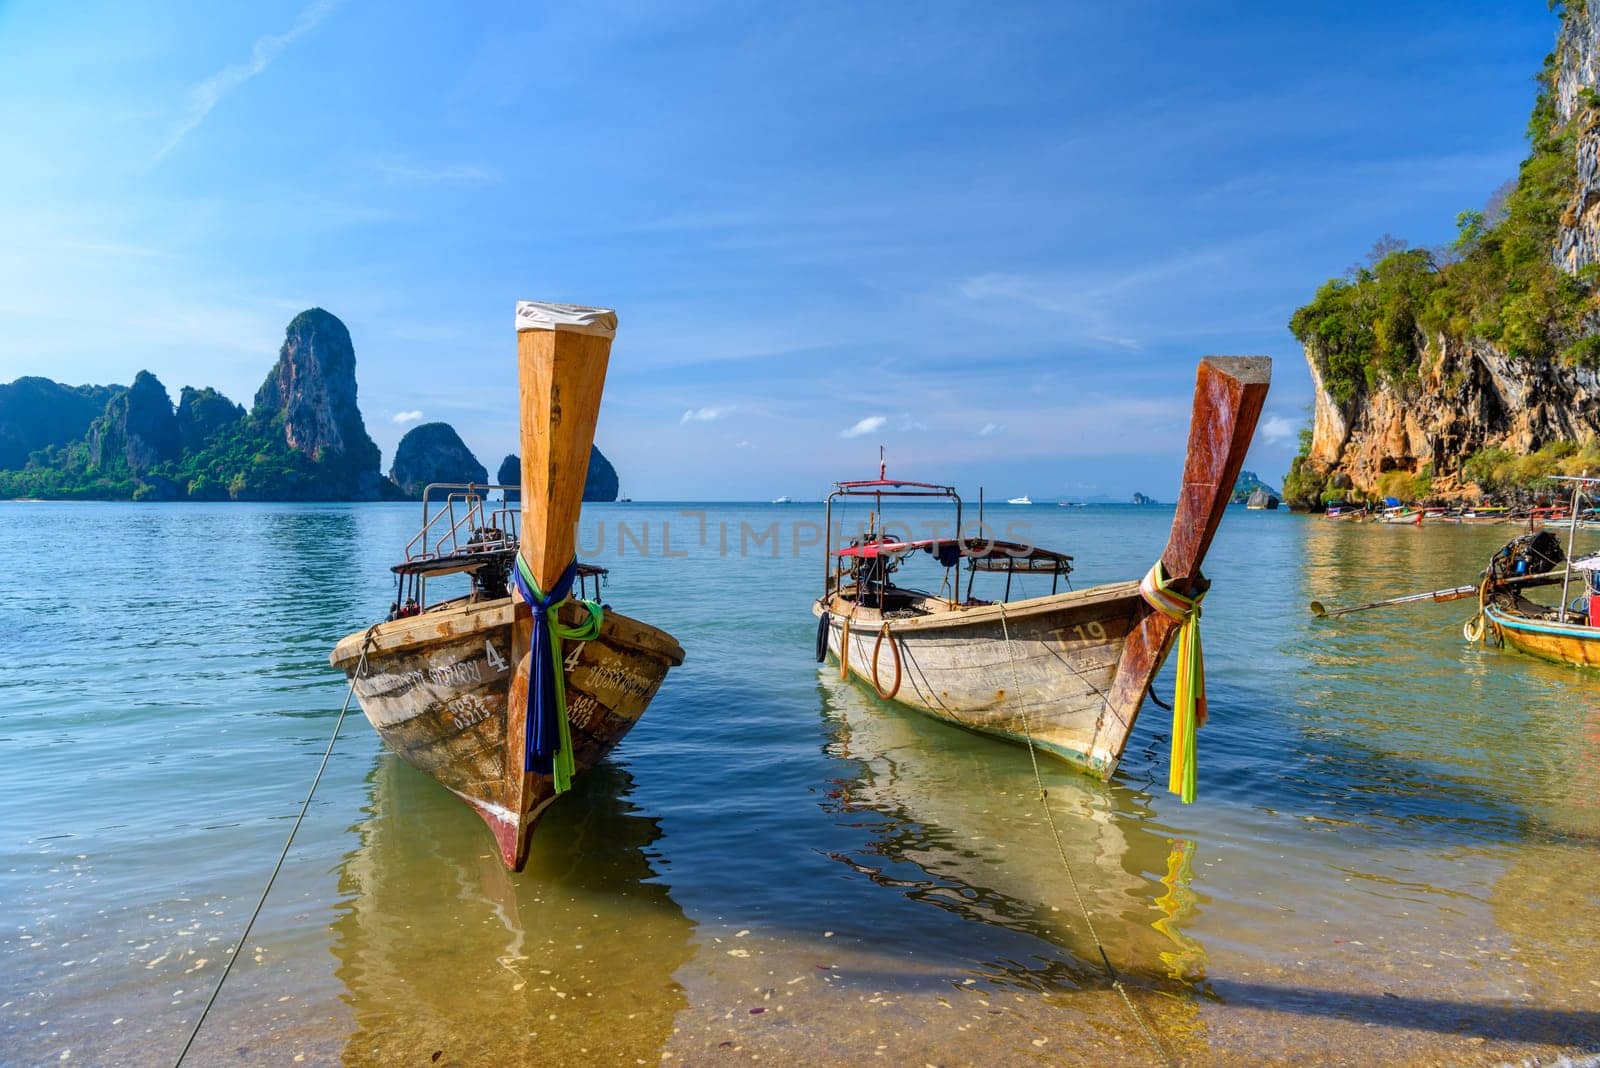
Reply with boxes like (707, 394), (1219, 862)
(405, 483), (522, 563)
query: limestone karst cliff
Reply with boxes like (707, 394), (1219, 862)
(0, 377), (121, 470)
(1286, 4), (1600, 506)
(176, 386), (244, 454)
(390, 422), (488, 497)
(497, 454), (520, 502)
(251, 308), (385, 498)
(87, 371), (182, 477)
(496, 447), (620, 503)
(0, 308), (395, 500)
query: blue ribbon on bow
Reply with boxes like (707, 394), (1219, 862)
(509, 555), (602, 792)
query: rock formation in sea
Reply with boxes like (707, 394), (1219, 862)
(1230, 469), (1281, 504)
(1285, 6), (1600, 508)
(251, 308), (386, 499)
(0, 307), (395, 501)
(1246, 487), (1280, 510)
(87, 370), (182, 476)
(175, 386), (244, 453)
(584, 446), (620, 502)
(497, 454), (520, 502)
(496, 447), (620, 503)
(0, 377), (122, 469)
(390, 422), (488, 497)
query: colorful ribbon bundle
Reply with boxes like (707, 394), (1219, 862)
(510, 555), (604, 794)
(1139, 561), (1206, 803)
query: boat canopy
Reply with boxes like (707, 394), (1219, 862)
(833, 477), (956, 497)
(835, 537), (1073, 573)
(1573, 554), (1600, 572)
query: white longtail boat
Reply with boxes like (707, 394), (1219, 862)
(811, 357), (1270, 789)
(330, 301), (684, 870)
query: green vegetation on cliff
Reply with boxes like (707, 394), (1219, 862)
(1290, 66), (1598, 410)
(0, 390), (391, 502)
(1462, 438), (1600, 494)
(0, 377), (122, 470)
(1229, 470), (1280, 503)
(1284, 12), (1600, 506)
(0, 308), (395, 501)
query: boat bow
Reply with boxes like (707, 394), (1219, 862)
(1092, 356), (1271, 771)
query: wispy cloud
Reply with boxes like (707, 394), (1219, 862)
(840, 415), (887, 439)
(1259, 414), (1297, 444)
(392, 410), (424, 424)
(370, 156), (501, 184)
(153, 0), (343, 164)
(978, 422), (1003, 437)
(896, 413), (928, 432)
(681, 406), (732, 424)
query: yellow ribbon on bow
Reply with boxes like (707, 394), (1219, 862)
(1139, 561), (1206, 803)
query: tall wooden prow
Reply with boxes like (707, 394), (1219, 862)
(1090, 355), (1271, 772)
(502, 300), (616, 870)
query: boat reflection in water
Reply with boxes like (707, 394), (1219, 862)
(815, 671), (1211, 996)
(331, 754), (693, 1066)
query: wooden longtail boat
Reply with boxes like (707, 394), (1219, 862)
(811, 356), (1269, 780)
(1469, 477), (1600, 668)
(329, 301), (684, 870)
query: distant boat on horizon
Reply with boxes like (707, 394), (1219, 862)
(772, 495), (793, 504)
(1006, 495), (1032, 505)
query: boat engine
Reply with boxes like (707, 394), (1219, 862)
(1488, 530), (1564, 580)
(466, 525), (513, 599)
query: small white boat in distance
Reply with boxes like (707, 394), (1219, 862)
(1007, 495), (1032, 505)
(772, 496), (793, 504)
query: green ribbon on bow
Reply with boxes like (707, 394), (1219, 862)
(513, 554), (604, 795)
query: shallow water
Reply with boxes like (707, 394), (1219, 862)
(2, 502), (1598, 1065)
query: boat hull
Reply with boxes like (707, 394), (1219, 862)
(815, 580), (1165, 777)
(330, 596), (683, 869)
(1484, 602), (1600, 668)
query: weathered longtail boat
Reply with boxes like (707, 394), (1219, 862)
(1468, 476), (1600, 668)
(811, 356), (1269, 790)
(329, 301), (684, 870)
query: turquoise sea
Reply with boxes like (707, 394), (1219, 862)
(2, 501), (1599, 1065)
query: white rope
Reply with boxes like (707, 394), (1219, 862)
(996, 603), (1173, 1067)
(173, 630), (375, 1067)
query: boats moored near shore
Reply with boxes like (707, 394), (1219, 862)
(810, 356), (1270, 794)
(330, 301), (685, 869)
(1467, 477), (1600, 668)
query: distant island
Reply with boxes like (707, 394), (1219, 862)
(1229, 469), (1280, 504)
(0, 308), (619, 503)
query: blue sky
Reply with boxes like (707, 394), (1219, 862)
(0, 1), (1561, 499)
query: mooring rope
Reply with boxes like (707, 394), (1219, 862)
(870, 620), (902, 699)
(995, 603), (1173, 1067)
(173, 627), (376, 1068)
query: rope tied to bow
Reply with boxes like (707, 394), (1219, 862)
(511, 554), (604, 795)
(1139, 561), (1206, 804)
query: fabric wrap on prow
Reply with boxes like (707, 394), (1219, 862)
(514, 300), (618, 338)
